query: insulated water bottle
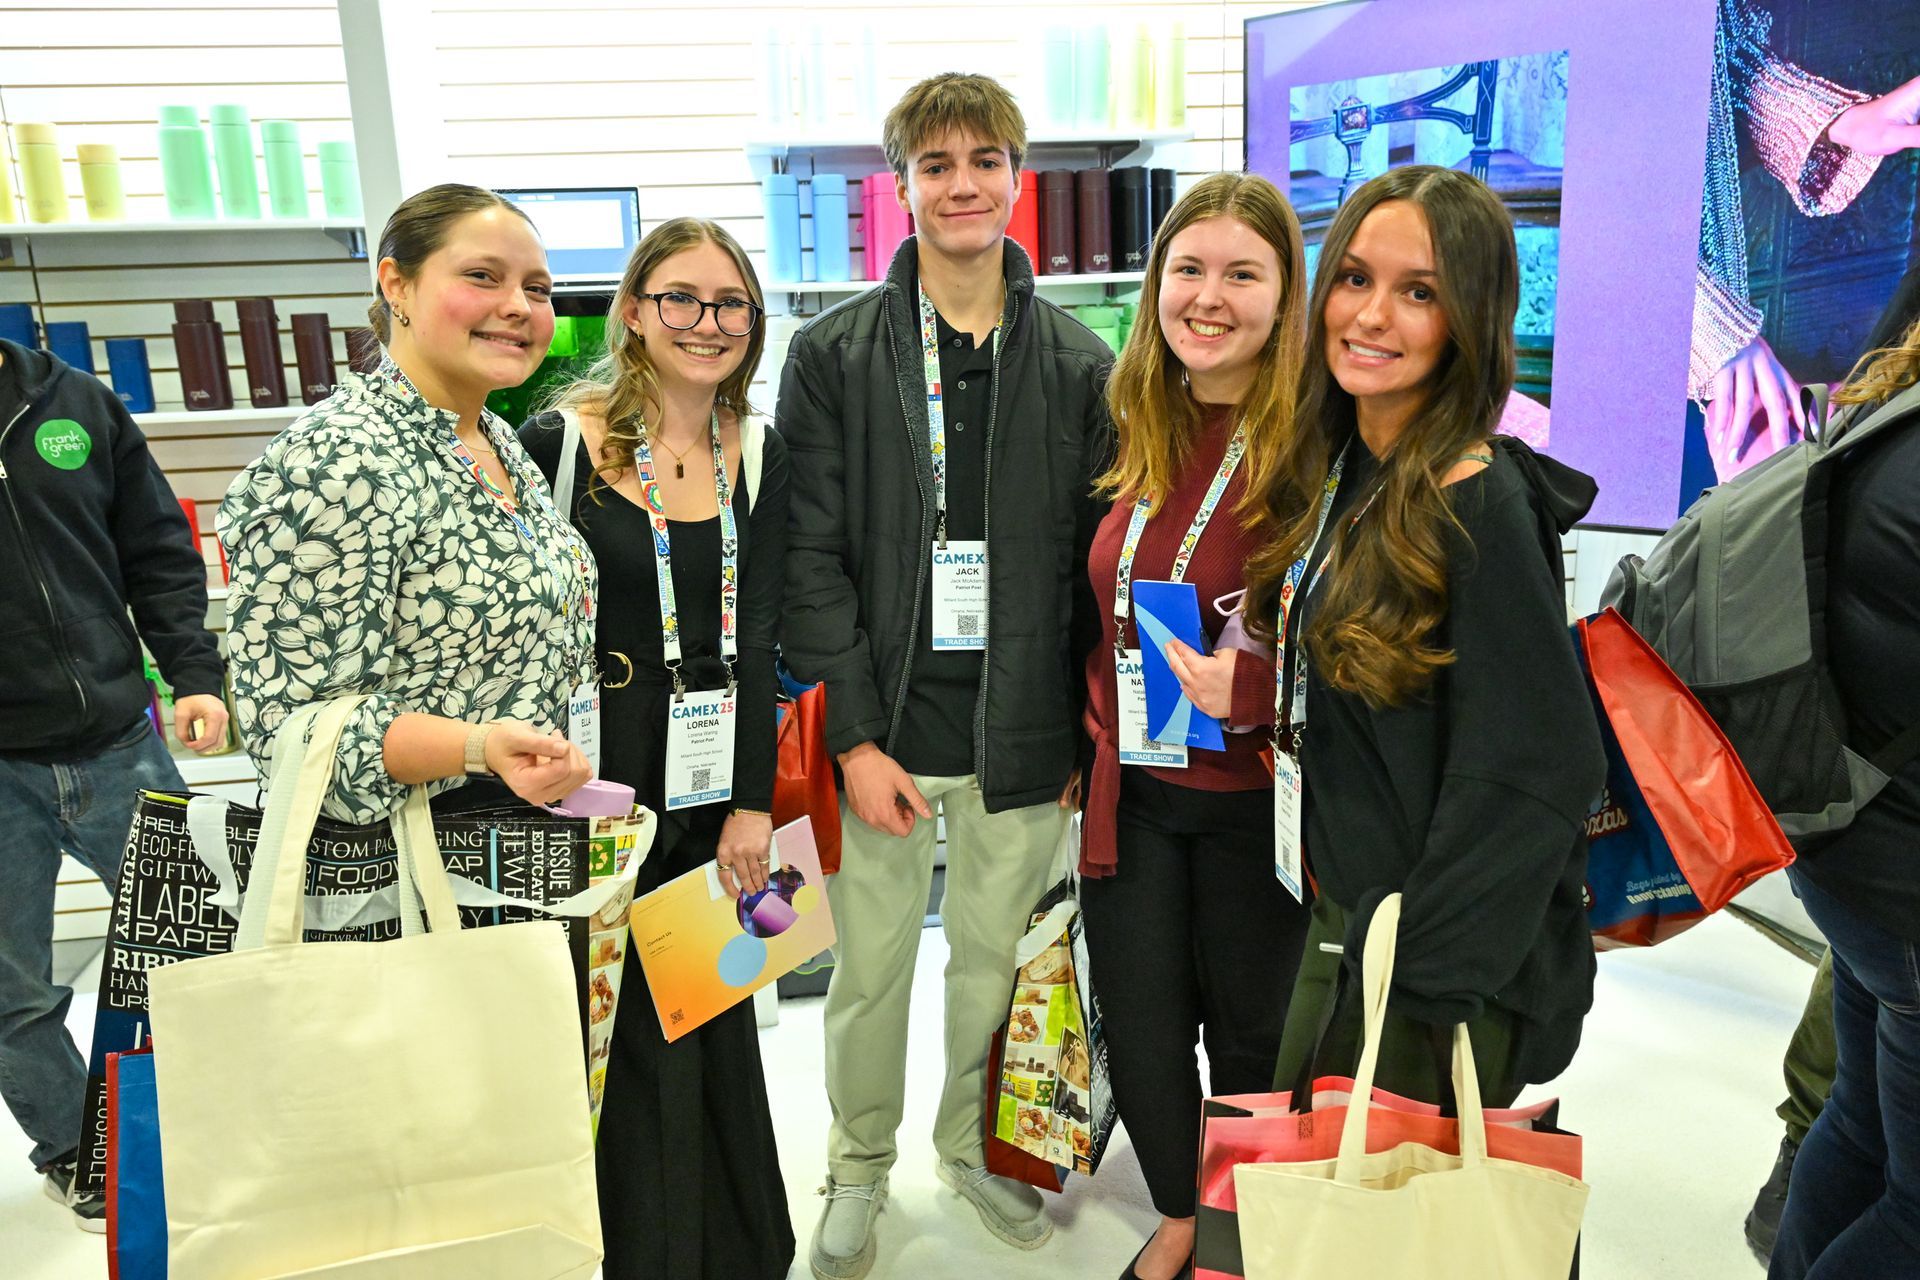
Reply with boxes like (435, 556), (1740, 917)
(1112, 167), (1151, 272)
(46, 321), (95, 373)
(107, 338), (156, 413)
(209, 106), (261, 219)
(13, 124), (68, 223)
(1075, 168), (1113, 274)
(158, 108), (217, 219)
(1007, 171), (1041, 274)
(812, 174), (851, 283)
(761, 174), (802, 284)
(291, 313), (336, 404)
(77, 145), (126, 221)
(261, 121), (310, 218)
(318, 142), (361, 218)
(236, 297), (288, 407)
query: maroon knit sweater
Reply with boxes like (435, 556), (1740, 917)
(1081, 404), (1275, 876)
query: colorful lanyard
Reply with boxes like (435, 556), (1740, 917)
(1112, 420), (1249, 651)
(918, 281), (996, 548)
(1273, 445), (1384, 753)
(632, 410), (739, 693)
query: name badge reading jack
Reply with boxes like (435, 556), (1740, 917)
(932, 540), (989, 650)
(1116, 649), (1187, 768)
(1273, 750), (1305, 902)
(665, 689), (737, 811)
(568, 681), (602, 778)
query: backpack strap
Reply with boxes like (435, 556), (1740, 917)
(740, 412), (765, 508)
(1872, 721), (1920, 779)
(553, 406), (583, 533)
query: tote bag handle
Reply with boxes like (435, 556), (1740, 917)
(1334, 893), (1491, 1184)
(236, 697), (461, 949)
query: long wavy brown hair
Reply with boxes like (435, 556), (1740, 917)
(1245, 165), (1519, 708)
(1099, 172), (1307, 521)
(546, 218), (764, 496)
(1834, 312), (1920, 408)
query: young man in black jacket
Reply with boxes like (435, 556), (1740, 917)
(779, 74), (1113, 1280)
(0, 339), (228, 1230)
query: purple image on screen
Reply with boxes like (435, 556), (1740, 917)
(1245, 0), (1720, 530)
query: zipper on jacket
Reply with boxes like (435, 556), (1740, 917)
(881, 299), (933, 756)
(0, 397), (93, 726)
(970, 291), (1018, 790)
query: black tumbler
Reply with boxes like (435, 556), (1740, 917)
(1113, 168), (1151, 273)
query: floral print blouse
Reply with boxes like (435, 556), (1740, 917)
(218, 362), (596, 824)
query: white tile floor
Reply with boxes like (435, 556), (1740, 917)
(7, 909), (1808, 1279)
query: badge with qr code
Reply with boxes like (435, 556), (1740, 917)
(665, 688), (736, 810)
(931, 539), (988, 650)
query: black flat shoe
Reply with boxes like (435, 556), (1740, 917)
(1119, 1240), (1195, 1280)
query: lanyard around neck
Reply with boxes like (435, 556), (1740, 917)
(1112, 419), (1249, 652)
(918, 280), (997, 548)
(632, 410), (740, 693)
(1273, 443), (1368, 753)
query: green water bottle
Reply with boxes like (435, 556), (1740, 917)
(261, 121), (309, 218)
(209, 105), (261, 219)
(158, 107), (216, 220)
(318, 141), (362, 219)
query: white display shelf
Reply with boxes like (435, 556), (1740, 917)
(765, 270), (1146, 294)
(136, 405), (305, 429)
(746, 127), (1194, 157)
(0, 217), (364, 237)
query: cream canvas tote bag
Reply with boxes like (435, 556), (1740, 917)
(147, 698), (603, 1279)
(1233, 894), (1589, 1279)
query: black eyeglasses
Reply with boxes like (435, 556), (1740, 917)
(638, 291), (763, 337)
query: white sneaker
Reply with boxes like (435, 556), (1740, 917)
(935, 1157), (1053, 1249)
(810, 1174), (888, 1279)
(42, 1159), (106, 1234)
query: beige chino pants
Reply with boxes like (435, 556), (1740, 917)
(823, 772), (1067, 1185)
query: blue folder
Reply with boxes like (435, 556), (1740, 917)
(1133, 580), (1225, 751)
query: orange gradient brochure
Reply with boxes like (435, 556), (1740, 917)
(629, 816), (835, 1042)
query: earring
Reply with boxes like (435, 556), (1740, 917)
(395, 310), (411, 328)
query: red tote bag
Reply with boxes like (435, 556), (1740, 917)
(1575, 609), (1794, 948)
(774, 682), (842, 876)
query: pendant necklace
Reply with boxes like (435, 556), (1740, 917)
(651, 429), (697, 479)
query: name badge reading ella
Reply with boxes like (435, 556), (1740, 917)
(1273, 750), (1305, 902)
(665, 689), (737, 811)
(932, 540), (988, 650)
(1116, 649), (1187, 768)
(568, 681), (602, 779)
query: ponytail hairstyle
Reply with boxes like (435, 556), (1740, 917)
(1098, 171), (1307, 522)
(1244, 165), (1519, 708)
(367, 183), (534, 342)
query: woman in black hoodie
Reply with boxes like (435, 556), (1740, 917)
(1245, 165), (1606, 1104)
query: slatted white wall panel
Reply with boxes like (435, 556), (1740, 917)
(426, 0), (1319, 401)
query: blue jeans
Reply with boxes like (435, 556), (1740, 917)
(0, 717), (183, 1170)
(1771, 870), (1920, 1279)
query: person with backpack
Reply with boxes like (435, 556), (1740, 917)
(1743, 255), (1920, 1266)
(1243, 165), (1606, 1106)
(1764, 309), (1920, 1280)
(518, 218), (794, 1280)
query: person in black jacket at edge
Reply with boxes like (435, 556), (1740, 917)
(0, 339), (228, 1231)
(1245, 165), (1607, 1108)
(1744, 252), (1920, 1267)
(778, 73), (1114, 1280)
(1765, 308), (1920, 1280)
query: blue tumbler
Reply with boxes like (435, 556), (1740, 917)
(812, 174), (851, 282)
(46, 321), (95, 374)
(0, 303), (37, 348)
(107, 337), (156, 413)
(761, 173), (802, 286)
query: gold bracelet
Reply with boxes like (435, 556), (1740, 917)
(730, 807), (772, 818)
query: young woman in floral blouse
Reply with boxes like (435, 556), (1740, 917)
(219, 184), (595, 822)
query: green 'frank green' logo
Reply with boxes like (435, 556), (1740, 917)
(34, 419), (92, 470)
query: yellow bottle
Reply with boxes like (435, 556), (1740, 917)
(78, 145), (127, 221)
(13, 123), (70, 224)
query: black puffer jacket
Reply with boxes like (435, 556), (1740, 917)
(778, 237), (1115, 812)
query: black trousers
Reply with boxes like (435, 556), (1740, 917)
(1079, 770), (1313, 1217)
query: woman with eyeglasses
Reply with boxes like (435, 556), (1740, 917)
(520, 218), (793, 1280)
